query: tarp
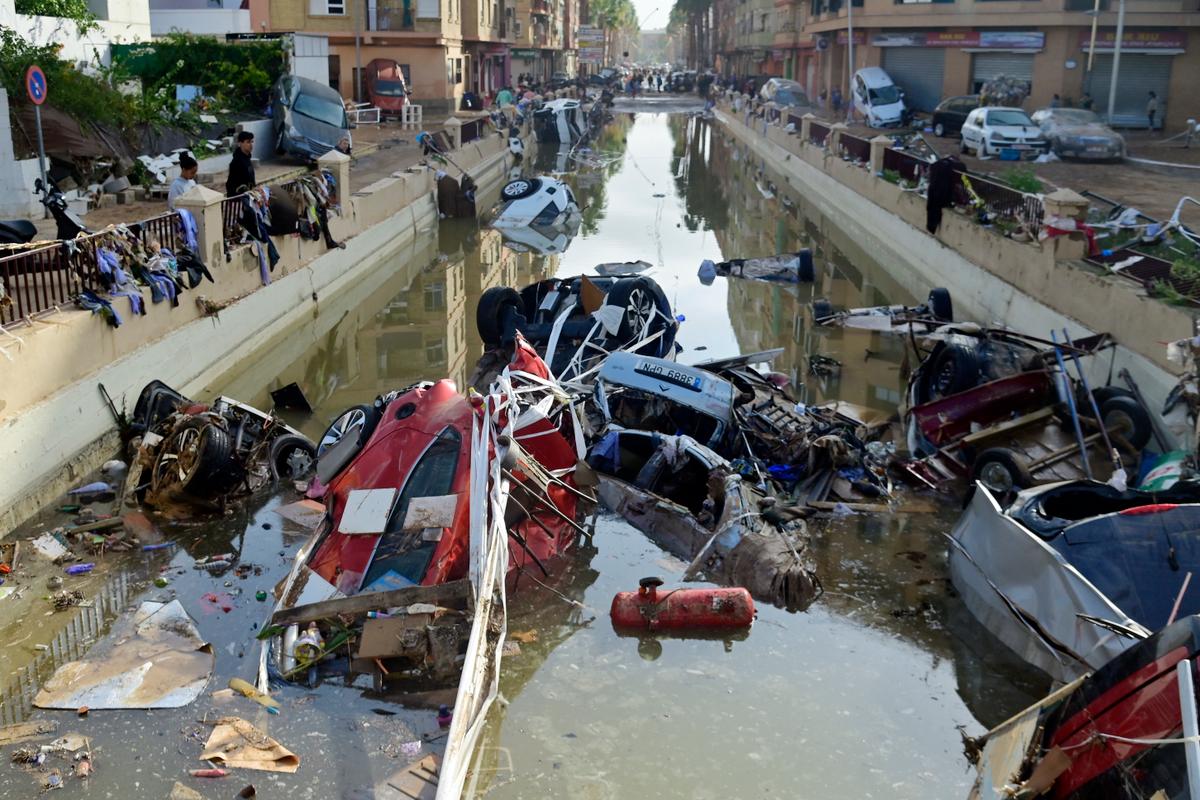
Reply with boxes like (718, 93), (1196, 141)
(34, 600), (213, 710)
(200, 717), (300, 773)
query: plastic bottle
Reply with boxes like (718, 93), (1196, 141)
(64, 564), (95, 575)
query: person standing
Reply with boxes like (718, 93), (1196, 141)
(495, 84), (514, 108)
(1147, 91), (1159, 130)
(168, 153), (198, 210)
(1050, 94), (1062, 108)
(225, 131), (256, 197)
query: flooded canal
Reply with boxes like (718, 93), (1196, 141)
(1, 109), (1048, 799)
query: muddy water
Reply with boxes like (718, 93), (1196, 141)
(0, 110), (1048, 799)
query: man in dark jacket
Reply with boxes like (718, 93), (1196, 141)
(225, 131), (256, 197)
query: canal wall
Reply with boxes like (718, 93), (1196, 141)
(0, 130), (520, 535)
(712, 100), (1191, 420)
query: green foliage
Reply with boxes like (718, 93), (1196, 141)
(13, 0), (96, 30)
(111, 33), (285, 113)
(0, 29), (127, 126)
(1170, 257), (1200, 283)
(1001, 168), (1044, 195)
(881, 168), (901, 185)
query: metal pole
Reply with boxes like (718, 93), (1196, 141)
(1176, 659), (1200, 800)
(1105, 0), (1125, 125)
(846, 0), (854, 122)
(1086, 0), (1100, 71)
(354, 0), (363, 103)
(33, 104), (48, 220)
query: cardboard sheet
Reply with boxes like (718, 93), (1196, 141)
(200, 717), (300, 773)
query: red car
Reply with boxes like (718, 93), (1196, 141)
(303, 336), (582, 595)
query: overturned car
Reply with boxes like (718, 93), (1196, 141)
(533, 98), (585, 143)
(491, 176), (580, 231)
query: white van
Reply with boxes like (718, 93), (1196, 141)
(852, 67), (906, 127)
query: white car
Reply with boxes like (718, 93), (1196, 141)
(491, 176), (580, 231)
(852, 67), (905, 128)
(959, 107), (1048, 158)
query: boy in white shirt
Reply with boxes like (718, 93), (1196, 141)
(167, 153), (198, 210)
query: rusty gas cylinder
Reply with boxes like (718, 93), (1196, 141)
(610, 576), (755, 632)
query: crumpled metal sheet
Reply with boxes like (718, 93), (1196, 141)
(34, 600), (213, 710)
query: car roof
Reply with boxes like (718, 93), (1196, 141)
(598, 352), (734, 422)
(855, 67), (893, 86)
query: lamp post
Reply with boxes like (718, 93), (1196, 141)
(1105, 0), (1125, 125)
(846, 0), (854, 123)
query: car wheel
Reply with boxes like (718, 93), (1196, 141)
(934, 122), (945, 137)
(972, 447), (1032, 496)
(926, 288), (953, 322)
(317, 404), (379, 458)
(500, 178), (541, 200)
(270, 434), (317, 482)
(477, 286), (523, 346)
(918, 343), (980, 403)
(604, 277), (674, 357)
(151, 420), (239, 497)
(959, 137), (968, 155)
(1101, 396), (1152, 450)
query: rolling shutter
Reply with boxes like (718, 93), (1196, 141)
(971, 52), (1035, 93)
(1084, 54), (1173, 128)
(881, 47), (945, 112)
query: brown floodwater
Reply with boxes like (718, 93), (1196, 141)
(0, 109), (1048, 800)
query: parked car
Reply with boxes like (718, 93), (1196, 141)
(363, 58), (409, 119)
(959, 106), (1048, 158)
(851, 67), (905, 128)
(271, 75), (352, 161)
(758, 78), (813, 115)
(1030, 107), (1126, 161)
(930, 94), (979, 138)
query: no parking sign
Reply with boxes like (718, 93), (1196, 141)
(25, 65), (47, 105)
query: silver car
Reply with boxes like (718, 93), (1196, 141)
(1030, 107), (1125, 161)
(271, 75), (351, 162)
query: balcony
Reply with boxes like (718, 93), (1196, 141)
(373, 0), (416, 31)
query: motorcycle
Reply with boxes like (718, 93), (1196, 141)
(0, 178), (90, 248)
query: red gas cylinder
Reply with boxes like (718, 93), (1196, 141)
(610, 577), (755, 632)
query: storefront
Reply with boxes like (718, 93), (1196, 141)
(877, 34), (945, 112)
(1079, 30), (1184, 128)
(511, 48), (538, 84)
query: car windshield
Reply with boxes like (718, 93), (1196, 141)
(774, 86), (809, 106)
(869, 85), (900, 105)
(373, 80), (406, 97)
(1046, 109), (1101, 125)
(987, 110), (1033, 126)
(294, 92), (348, 128)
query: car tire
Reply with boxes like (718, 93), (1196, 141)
(500, 178), (542, 200)
(927, 288), (953, 322)
(315, 404), (380, 485)
(1101, 396), (1152, 450)
(972, 447), (1033, 496)
(919, 343), (980, 403)
(1089, 386), (1135, 408)
(477, 286), (523, 346)
(796, 248), (814, 282)
(959, 137), (968, 155)
(270, 434), (317, 482)
(934, 122), (945, 138)
(152, 420), (239, 497)
(605, 277), (674, 357)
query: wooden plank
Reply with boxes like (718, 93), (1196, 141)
(270, 579), (472, 628)
(959, 406), (1055, 446)
(382, 754), (441, 800)
(0, 720), (57, 745)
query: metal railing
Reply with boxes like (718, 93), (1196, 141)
(809, 121), (830, 147)
(954, 169), (1044, 235)
(838, 132), (870, 163)
(1, 211), (183, 328)
(882, 148), (927, 183)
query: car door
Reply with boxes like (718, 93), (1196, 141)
(949, 99), (972, 132)
(963, 109), (982, 148)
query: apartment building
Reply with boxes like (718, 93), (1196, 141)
(720, 0), (1198, 131)
(509, 0), (577, 82)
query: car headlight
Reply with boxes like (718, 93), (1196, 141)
(286, 125), (302, 139)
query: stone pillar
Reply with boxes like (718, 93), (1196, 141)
(444, 117), (464, 150)
(829, 122), (847, 154)
(317, 149), (351, 203)
(1042, 188), (1091, 260)
(869, 135), (892, 175)
(174, 184), (226, 268)
(800, 113), (814, 143)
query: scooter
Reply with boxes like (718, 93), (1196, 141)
(0, 178), (90, 247)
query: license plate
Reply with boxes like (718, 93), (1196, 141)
(1086, 146), (1106, 153)
(634, 360), (703, 391)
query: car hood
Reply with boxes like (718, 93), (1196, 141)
(1050, 124), (1121, 140)
(280, 106), (347, 154)
(990, 124), (1043, 139)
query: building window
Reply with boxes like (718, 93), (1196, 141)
(310, 0), (345, 13)
(326, 0), (345, 13)
(425, 337), (446, 365)
(425, 282), (445, 311)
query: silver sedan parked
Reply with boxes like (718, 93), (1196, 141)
(1030, 108), (1126, 161)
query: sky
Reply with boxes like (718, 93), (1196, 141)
(634, 1), (668, 31)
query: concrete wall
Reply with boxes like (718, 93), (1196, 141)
(716, 101), (1188, 416)
(150, 8), (250, 34)
(0, 89), (44, 219)
(0, 129), (520, 535)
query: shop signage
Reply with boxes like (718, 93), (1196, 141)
(578, 25), (604, 64)
(1078, 29), (1187, 51)
(511, 48), (538, 59)
(834, 30), (866, 45)
(873, 30), (1044, 49)
(771, 48), (786, 60)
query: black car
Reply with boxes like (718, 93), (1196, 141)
(930, 94), (979, 138)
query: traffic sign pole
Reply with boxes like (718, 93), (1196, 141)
(25, 65), (49, 219)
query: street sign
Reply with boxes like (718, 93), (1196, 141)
(25, 65), (48, 105)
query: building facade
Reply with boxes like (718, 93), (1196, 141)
(719, 0), (1199, 131)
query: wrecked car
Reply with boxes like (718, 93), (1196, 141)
(533, 98), (586, 143)
(965, 613), (1200, 800)
(698, 249), (815, 284)
(264, 336), (590, 689)
(589, 429), (820, 612)
(120, 380), (317, 510)
(1030, 107), (1126, 162)
(475, 273), (678, 385)
(950, 480), (1200, 683)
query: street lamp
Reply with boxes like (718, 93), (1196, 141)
(1106, 0), (1126, 126)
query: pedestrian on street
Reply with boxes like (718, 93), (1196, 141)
(225, 131), (255, 197)
(495, 85), (514, 108)
(1147, 91), (1159, 130)
(1050, 94), (1061, 108)
(831, 87), (843, 114)
(168, 153), (198, 210)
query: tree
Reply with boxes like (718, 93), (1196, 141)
(667, 0), (711, 69)
(590, 0), (638, 64)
